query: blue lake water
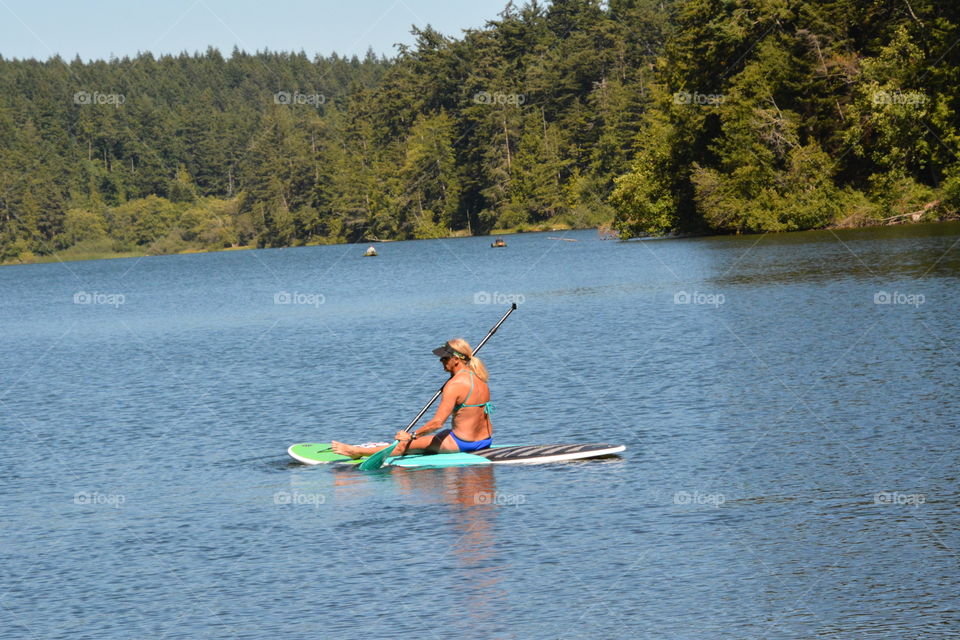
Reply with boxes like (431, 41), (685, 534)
(2, 223), (959, 639)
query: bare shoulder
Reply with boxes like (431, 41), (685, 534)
(443, 373), (470, 393)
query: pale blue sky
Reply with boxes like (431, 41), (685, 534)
(0, 0), (512, 61)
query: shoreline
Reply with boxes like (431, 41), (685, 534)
(3, 216), (957, 267)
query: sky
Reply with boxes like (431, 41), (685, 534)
(0, 0), (513, 62)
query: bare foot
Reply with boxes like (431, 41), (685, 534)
(331, 440), (364, 458)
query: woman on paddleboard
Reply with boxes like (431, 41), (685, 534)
(330, 338), (494, 458)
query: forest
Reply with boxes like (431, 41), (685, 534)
(1, 0), (958, 263)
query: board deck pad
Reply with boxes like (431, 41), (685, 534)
(472, 443), (625, 463)
(288, 442), (624, 467)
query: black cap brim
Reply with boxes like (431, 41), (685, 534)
(432, 344), (455, 358)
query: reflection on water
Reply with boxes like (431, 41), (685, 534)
(699, 221), (960, 286)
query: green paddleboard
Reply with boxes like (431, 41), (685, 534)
(287, 442), (498, 466)
(287, 443), (367, 464)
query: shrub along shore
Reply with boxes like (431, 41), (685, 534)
(7, 207), (956, 267)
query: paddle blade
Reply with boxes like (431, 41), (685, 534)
(358, 441), (398, 470)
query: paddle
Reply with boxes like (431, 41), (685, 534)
(358, 303), (518, 471)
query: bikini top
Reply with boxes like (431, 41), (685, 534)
(452, 370), (494, 415)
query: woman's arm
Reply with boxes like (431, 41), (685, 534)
(412, 379), (461, 436)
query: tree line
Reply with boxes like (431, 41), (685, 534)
(1, 0), (958, 263)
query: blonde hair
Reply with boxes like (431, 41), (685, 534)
(447, 338), (489, 382)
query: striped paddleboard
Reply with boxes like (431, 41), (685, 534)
(287, 442), (625, 467)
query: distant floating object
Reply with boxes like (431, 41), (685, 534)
(548, 236), (577, 242)
(598, 225), (619, 240)
(363, 246), (378, 257)
(491, 238), (507, 248)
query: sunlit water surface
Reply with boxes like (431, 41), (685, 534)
(2, 223), (959, 639)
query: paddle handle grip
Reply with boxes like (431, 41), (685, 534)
(402, 303), (517, 433)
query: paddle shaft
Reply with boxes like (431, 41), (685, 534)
(401, 302), (517, 434)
